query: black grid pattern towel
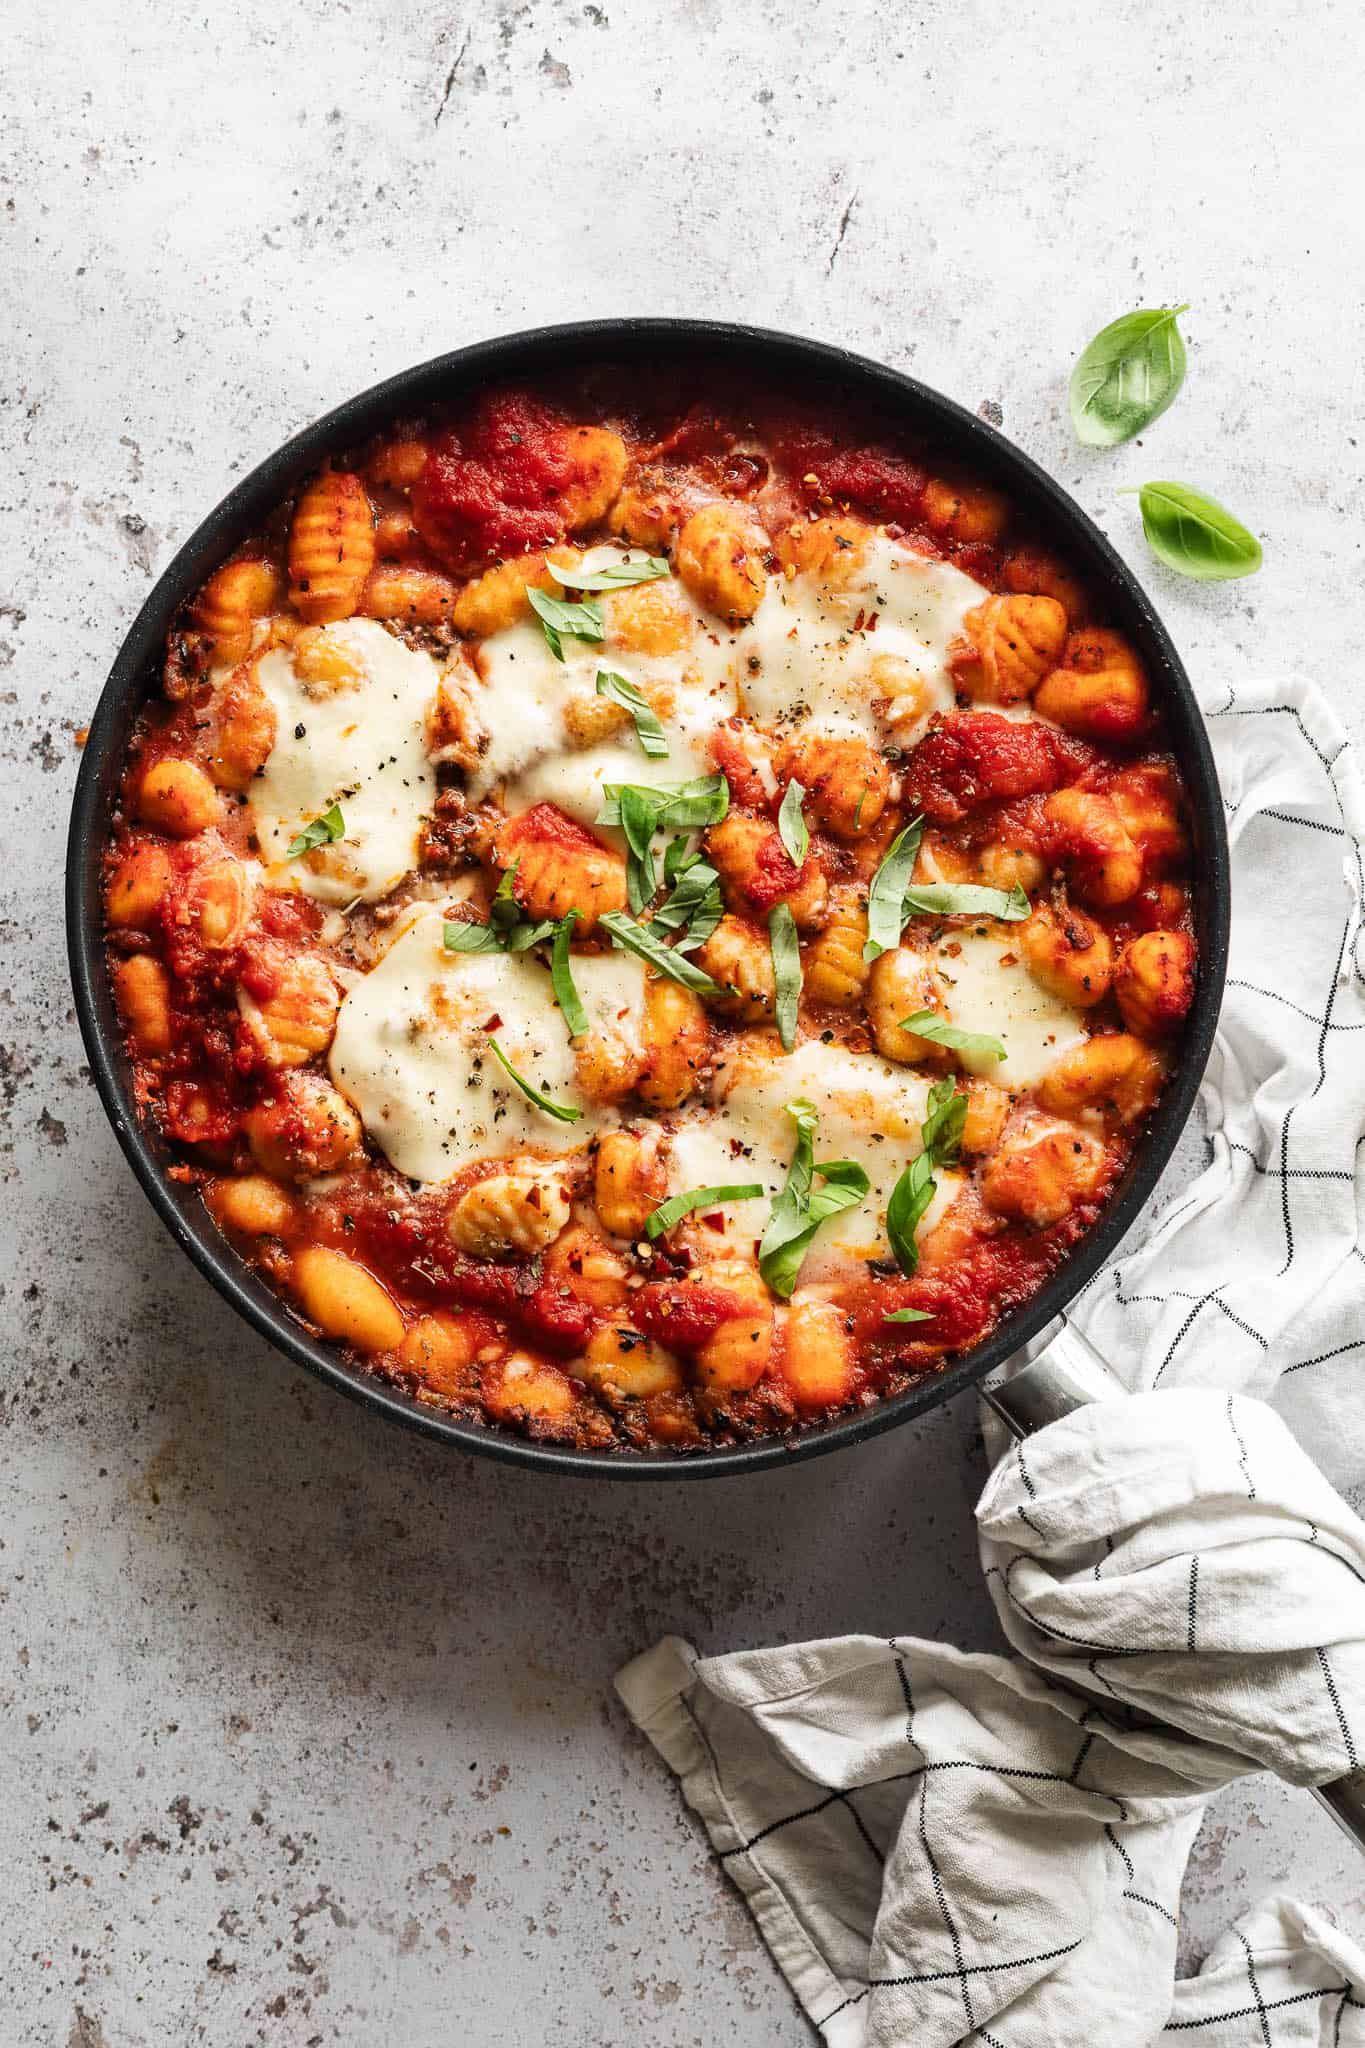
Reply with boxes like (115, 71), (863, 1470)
(618, 677), (1365, 2045)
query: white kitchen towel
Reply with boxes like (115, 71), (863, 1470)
(618, 676), (1365, 2045)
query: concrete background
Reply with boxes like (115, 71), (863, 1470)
(4, 0), (1363, 2039)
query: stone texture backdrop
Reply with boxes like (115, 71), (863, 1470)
(3, 1), (1362, 2041)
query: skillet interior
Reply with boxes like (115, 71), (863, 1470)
(66, 320), (1230, 1479)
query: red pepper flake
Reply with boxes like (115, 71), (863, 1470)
(701, 1212), (725, 1232)
(482, 1013), (503, 1032)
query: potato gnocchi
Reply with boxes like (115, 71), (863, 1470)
(104, 374), (1198, 1454)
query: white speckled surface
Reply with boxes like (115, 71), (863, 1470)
(4, 2), (1363, 2040)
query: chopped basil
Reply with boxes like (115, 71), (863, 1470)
(898, 1009), (1006, 1061)
(862, 817), (925, 960)
(600, 910), (724, 995)
(596, 669), (670, 759)
(901, 881), (1031, 922)
(663, 833), (700, 885)
(442, 919), (503, 953)
(285, 803), (345, 860)
(486, 1036), (583, 1123)
(1070, 305), (1189, 448)
(777, 779), (810, 868)
(884, 1306), (936, 1324)
(443, 863), (555, 955)
(527, 585), (605, 662)
(597, 773), (729, 832)
(650, 858), (723, 952)
(1128, 481), (1263, 582)
(885, 1078), (968, 1276)
(757, 1100), (871, 1299)
(769, 902), (802, 1053)
(545, 553), (669, 592)
(550, 913), (588, 1037)
(644, 1183), (765, 1240)
(618, 783), (662, 912)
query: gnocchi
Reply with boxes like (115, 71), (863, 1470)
(106, 370), (1199, 1456)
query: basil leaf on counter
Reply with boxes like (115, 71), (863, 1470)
(885, 1078), (968, 1276)
(527, 585), (605, 661)
(600, 911), (724, 995)
(862, 817), (925, 961)
(596, 669), (670, 759)
(769, 903), (802, 1053)
(757, 1100), (871, 1299)
(898, 1009), (1006, 1061)
(486, 1036), (583, 1123)
(901, 881), (1030, 922)
(1129, 481), (1264, 582)
(644, 1183), (765, 1240)
(1070, 305), (1189, 447)
(545, 553), (669, 592)
(285, 803), (345, 859)
(549, 913), (588, 1036)
(777, 779), (810, 869)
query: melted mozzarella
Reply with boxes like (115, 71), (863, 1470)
(930, 927), (1088, 1089)
(328, 906), (644, 1183)
(669, 1039), (959, 1280)
(249, 619), (441, 904)
(737, 536), (985, 747)
(460, 556), (740, 830)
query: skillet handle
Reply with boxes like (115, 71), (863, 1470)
(982, 1323), (1365, 1858)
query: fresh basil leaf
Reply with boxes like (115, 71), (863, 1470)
(644, 1183), (766, 1240)
(921, 1075), (968, 1162)
(596, 669), (670, 759)
(663, 834), (700, 886)
(901, 881), (1031, 922)
(489, 860), (523, 937)
(442, 919), (503, 953)
(898, 1009), (1006, 1061)
(485, 1036), (583, 1123)
(1070, 305), (1189, 447)
(885, 1078), (967, 1276)
(545, 553), (669, 592)
(884, 1306), (935, 1324)
(651, 859), (720, 939)
(502, 918), (557, 952)
(600, 910), (724, 995)
(1130, 481), (1263, 582)
(285, 803), (345, 860)
(777, 780), (809, 868)
(549, 913), (588, 1036)
(618, 784), (660, 913)
(597, 774), (729, 832)
(673, 879), (723, 954)
(862, 817), (924, 960)
(527, 585), (605, 662)
(769, 902), (802, 1053)
(757, 1101), (870, 1299)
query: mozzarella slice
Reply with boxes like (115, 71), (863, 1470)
(669, 1039), (959, 1280)
(328, 906), (644, 1183)
(737, 536), (985, 747)
(460, 559), (740, 830)
(249, 619), (441, 904)
(929, 927), (1088, 1089)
